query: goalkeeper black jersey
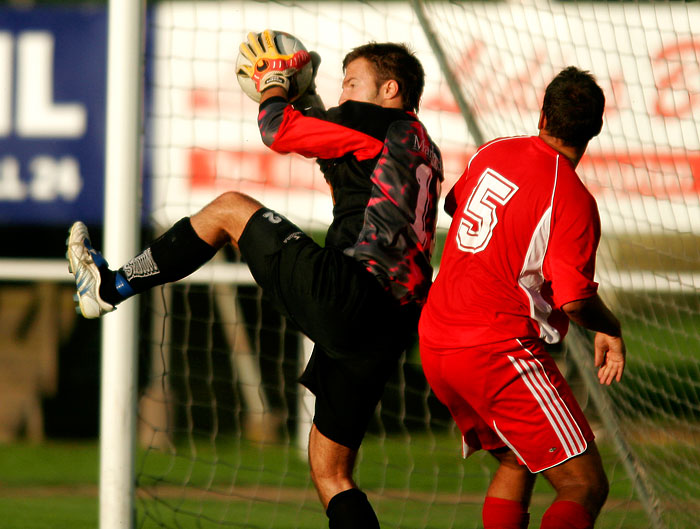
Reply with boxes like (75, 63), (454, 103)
(258, 96), (443, 304)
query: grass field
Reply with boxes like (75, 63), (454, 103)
(0, 435), (663, 529)
(1, 296), (695, 528)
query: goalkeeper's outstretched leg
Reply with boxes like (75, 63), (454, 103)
(66, 191), (263, 318)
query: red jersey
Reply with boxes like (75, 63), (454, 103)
(420, 136), (600, 348)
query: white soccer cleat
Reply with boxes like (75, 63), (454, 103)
(66, 221), (115, 319)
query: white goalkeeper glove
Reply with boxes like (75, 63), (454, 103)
(238, 29), (311, 94)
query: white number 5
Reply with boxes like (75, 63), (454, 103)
(456, 168), (518, 253)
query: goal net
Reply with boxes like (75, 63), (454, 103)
(135, 2), (699, 528)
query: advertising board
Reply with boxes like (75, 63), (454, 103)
(150, 2), (700, 234)
(0, 8), (107, 225)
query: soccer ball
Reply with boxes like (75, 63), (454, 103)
(236, 31), (314, 103)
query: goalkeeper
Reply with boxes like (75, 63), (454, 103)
(67, 31), (443, 529)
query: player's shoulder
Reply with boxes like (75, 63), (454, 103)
(327, 101), (409, 140)
(386, 118), (443, 173)
(481, 134), (533, 148)
(467, 135), (540, 171)
(473, 135), (537, 159)
(386, 111), (434, 140)
(552, 159), (597, 213)
(330, 100), (406, 122)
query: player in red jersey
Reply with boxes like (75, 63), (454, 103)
(419, 66), (626, 529)
(68, 33), (443, 529)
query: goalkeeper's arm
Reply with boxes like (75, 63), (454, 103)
(260, 86), (289, 103)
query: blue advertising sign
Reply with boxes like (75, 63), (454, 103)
(0, 7), (106, 225)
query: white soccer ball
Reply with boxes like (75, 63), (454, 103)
(236, 31), (313, 103)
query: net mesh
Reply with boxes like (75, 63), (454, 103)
(136, 2), (699, 528)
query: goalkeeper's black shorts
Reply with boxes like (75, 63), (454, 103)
(238, 207), (420, 450)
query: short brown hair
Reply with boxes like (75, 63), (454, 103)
(343, 42), (425, 112)
(542, 66), (605, 147)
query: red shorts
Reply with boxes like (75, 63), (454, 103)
(420, 338), (594, 473)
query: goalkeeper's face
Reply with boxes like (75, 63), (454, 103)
(339, 57), (391, 108)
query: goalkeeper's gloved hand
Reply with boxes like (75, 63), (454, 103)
(238, 29), (311, 94)
(293, 51), (326, 113)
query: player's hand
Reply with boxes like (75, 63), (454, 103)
(238, 29), (311, 94)
(293, 51), (326, 112)
(594, 332), (626, 385)
(307, 51), (321, 90)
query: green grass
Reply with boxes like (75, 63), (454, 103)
(0, 436), (676, 529)
(0, 498), (98, 529)
(0, 442), (99, 486)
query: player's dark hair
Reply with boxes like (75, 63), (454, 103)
(542, 66), (605, 147)
(343, 42), (425, 112)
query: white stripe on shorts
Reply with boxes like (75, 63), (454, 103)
(508, 344), (586, 458)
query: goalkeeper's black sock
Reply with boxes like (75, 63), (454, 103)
(326, 488), (380, 529)
(99, 217), (217, 305)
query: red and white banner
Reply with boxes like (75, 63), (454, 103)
(150, 2), (700, 235)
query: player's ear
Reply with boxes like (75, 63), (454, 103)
(381, 79), (400, 101)
(538, 110), (546, 130)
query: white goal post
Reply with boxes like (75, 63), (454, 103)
(99, 1), (143, 528)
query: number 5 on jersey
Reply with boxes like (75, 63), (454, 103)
(456, 168), (518, 253)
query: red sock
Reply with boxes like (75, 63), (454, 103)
(482, 496), (530, 529)
(540, 500), (593, 529)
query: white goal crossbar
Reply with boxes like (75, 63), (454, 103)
(3, 258), (699, 294)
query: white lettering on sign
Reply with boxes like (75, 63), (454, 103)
(16, 32), (86, 137)
(0, 31), (86, 138)
(0, 155), (83, 201)
(0, 33), (12, 136)
(0, 157), (25, 200)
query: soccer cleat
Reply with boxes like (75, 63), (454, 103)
(66, 221), (115, 318)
